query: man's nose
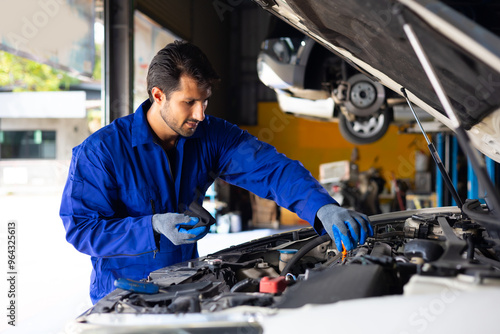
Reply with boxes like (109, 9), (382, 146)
(193, 101), (206, 121)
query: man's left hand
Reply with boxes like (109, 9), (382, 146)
(316, 204), (373, 251)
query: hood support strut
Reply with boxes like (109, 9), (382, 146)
(401, 87), (464, 211)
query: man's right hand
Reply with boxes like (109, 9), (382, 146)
(316, 204), (373, 251)
(152, 213), (209, 245)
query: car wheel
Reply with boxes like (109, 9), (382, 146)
(338, 109), (391, 144)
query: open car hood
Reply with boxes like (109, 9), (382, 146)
(253, 0), (500, 162)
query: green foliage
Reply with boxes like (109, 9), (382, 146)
(0, 50), (81, 91)
(92, 43), (102, 81)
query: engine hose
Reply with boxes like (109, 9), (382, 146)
(230, 278), (259, 293)
(280, 234), (331, 276)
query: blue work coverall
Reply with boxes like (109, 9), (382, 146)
(60, 99), (336, 303)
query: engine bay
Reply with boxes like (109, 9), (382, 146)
(86, 201), (500, 317)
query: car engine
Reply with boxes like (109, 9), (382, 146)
(85, 200), (500, 318)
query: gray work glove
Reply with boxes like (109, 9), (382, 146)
(152, 213), (209, 246)
(316, 204), (373, 251)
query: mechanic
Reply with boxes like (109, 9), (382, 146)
(60, 40), (373, 304)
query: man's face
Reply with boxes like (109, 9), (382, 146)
(159, 75), (211, 138)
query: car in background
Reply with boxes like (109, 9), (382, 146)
(257, 18), (435, 144)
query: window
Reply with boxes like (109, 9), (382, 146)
(0, 130), (56, 159)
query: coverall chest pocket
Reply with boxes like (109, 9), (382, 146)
(118, 187), (152, 217)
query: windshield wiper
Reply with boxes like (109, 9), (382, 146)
(395, 5), (500, 225)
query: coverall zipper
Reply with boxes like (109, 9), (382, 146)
(150, 199), (156, 214)
(165, 154), (174, 182)
(153, 141), (174, 183)
(151, 199), (159, 258)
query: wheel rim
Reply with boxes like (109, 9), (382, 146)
(347, 114), (386, 139)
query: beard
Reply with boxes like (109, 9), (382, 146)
(160, 101), (199, 138)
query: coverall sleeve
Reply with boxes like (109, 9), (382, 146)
(60, 144), (157, 258)
(215, 121), (337, 225)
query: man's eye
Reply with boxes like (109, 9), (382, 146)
(185, 100), (194, 105)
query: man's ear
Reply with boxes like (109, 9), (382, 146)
(151, 87), (165, 105)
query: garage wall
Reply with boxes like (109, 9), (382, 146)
(242, 102), (430, 187)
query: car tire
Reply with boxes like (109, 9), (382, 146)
(338, 109), (391, 144)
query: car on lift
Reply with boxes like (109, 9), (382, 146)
(68, 1), (500, 333)
(257, 18), (435, 144)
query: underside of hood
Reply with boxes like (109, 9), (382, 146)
(254, 0), (500, 162)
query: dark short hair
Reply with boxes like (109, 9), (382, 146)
(147, 40), (220, 102)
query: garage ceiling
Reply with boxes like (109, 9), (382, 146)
(136, 0), (192, 39)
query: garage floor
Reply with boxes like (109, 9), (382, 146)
(0, 191), (293, 334)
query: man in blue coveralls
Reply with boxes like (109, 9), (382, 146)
(60, 40), (373, 304)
